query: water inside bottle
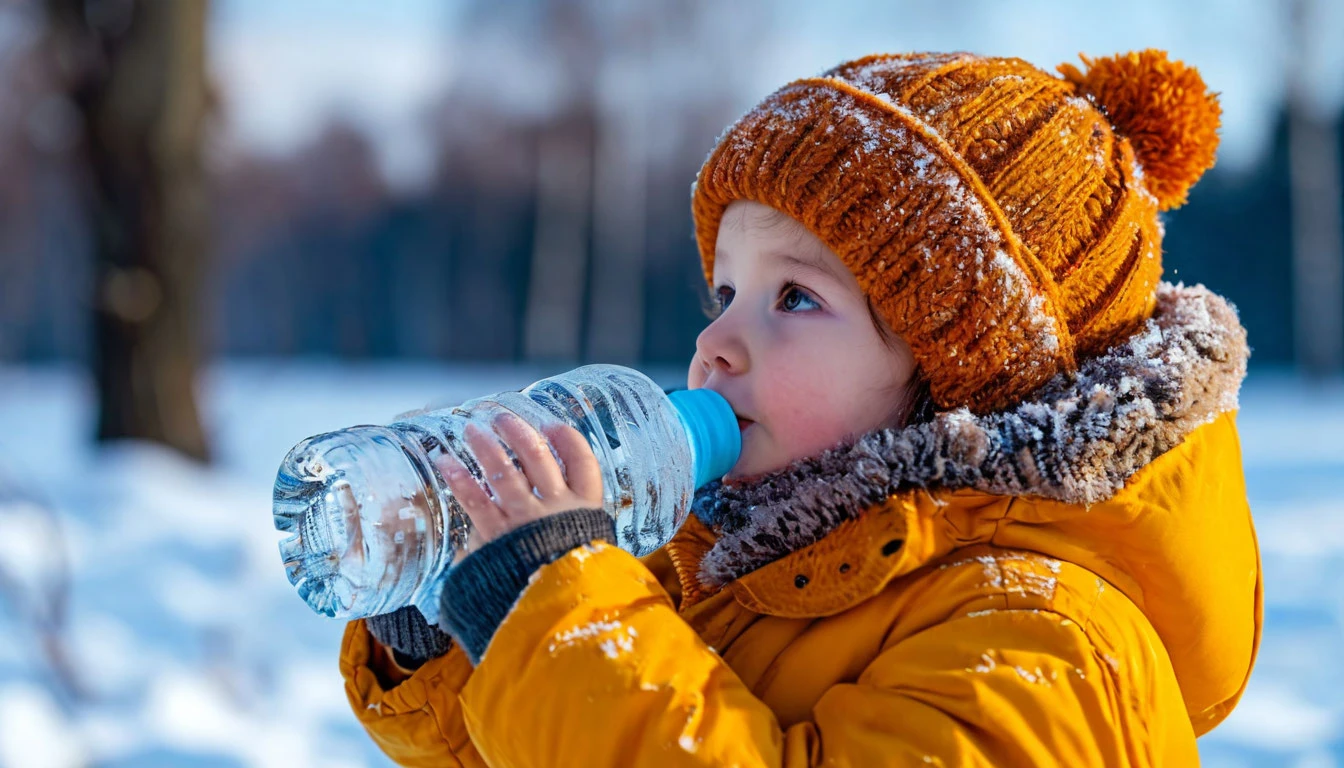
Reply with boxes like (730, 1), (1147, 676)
(274, 366), (702, 621)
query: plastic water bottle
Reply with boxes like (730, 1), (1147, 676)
(272, 365), (740, 623)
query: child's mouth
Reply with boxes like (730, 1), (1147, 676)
(736, 416), (753, 431)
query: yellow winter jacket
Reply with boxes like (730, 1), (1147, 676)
(339, 284), (1259, 767)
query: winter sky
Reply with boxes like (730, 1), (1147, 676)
(209, 0), (1344, 190)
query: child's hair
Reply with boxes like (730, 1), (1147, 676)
(865, 297), (934, 428)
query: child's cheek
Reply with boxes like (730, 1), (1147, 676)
(769, 387), (855, 462)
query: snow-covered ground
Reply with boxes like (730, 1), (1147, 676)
(0, 361), (1339, 767)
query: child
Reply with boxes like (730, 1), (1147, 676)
(341, 49), (1258, 766)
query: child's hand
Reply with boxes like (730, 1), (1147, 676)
(434, 412), (604, 549)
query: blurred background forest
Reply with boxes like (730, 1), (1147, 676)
(2, 0), (1342, 412)
(1, 0), (1343, 766)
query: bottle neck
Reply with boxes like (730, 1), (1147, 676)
(667, 388), (741, 488)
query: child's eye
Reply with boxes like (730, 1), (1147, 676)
(779, 283), (820, 313)
(714, 285), (734, 311)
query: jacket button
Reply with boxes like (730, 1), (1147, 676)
(794, 574), (809, 589)
(881, 539), (903, 557)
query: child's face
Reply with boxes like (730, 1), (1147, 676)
(688, 201), (918, 480)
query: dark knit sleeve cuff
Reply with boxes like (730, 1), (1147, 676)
(438, 507), (616, 664)
(364, 605), (455, 669)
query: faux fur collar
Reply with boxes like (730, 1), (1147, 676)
(689, 282), (1250, 588)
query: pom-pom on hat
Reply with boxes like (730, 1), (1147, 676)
(692, 49), (1221, 414)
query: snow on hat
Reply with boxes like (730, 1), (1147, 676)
(691, 50), (1221, 413)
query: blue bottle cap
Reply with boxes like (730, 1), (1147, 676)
(667, 388), (741, 488)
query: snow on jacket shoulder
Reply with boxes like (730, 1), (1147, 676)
(340, 283), (1258, 767)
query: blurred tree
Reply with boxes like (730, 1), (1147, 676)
(0, 6), (42, 359)
(44, 0), (212, 461)
(1163, 109), (1296, 364)
(442, 1), (599, 363)
(437, 0), (765, 366)
(1287, 0), (1344, 376)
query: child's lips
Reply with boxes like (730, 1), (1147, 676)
(736, 416), (754, 431)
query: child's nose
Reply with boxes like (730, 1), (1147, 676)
(695, 315), (749, 376)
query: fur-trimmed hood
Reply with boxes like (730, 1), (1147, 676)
(690, 281), (1250, 588)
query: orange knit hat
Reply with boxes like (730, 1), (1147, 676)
(692, 50), (1221, 413)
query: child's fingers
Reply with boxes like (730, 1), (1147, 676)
(544, 424), (604, 505)
(463, 421), (536, 517)
(433, 449), (508, 540)
(492, 412), (567, 499)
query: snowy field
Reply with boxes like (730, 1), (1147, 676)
(0, 360), (1340, 767)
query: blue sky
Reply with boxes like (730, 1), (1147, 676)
(209, 0), (457, 189)
(212, 0), (449, 28)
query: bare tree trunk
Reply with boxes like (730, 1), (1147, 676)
(517, 0), (605, 364)
(523, 118), (594, 362)
(585, 85), (648, 364)
(1288, 0), (1344, 376)
(46, 0), (213, 460)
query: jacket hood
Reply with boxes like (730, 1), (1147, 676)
(692, 281), (1249, 587)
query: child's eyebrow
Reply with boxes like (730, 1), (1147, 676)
(713, 246), (850, 286)
(774, 250), (848, 285)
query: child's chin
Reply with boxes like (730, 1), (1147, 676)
(722, 471), (764, 487)
(723, 462), (758, 484)
(723, 454), (777, 485)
